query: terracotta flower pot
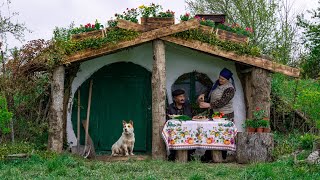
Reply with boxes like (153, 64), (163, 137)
(256, 127), (264, 133)
(247, 127), (256, 132)
(263, 128), (271, 133)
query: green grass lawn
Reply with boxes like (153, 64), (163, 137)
(0, 153), (320, 180)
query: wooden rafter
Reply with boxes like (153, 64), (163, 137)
(66, 19), (200, 63)
(160, 36), (300, 77)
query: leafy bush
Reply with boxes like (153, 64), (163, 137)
(0, 142), (34, 159)
(0, 95), (13, 134)
(272, 73), (320, 129)
(300, 133), (318, 150)
(273, 131), (301, 158)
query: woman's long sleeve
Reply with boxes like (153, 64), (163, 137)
(210, 87), (235, 109)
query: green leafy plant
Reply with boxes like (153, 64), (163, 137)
(107, 19), (118, 27)
(138, 3), (162, 18)
(216, 23), (253, 37)
(244, 119), (258, 128)
(174, 115), (192, 121)
(0, 95), (13, 134)
(115, 8), (139, 23)
(299, 133), (317, 150)
(257, 120), (270, 128)
(69, 20), (104, 35)
(172, 29), (261, 57)
(157, 10), (175, 18)
(180, 13), (191, 21)
(194, 16), (215, 28)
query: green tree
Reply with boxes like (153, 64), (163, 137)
(297, 1), (320, 79)
(186, 0), (300, 65)
(186, 0), (278, 51)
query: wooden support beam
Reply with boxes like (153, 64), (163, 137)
(151, 40), (167, 160)
(66, 19), (200, 64)
(176, 150), (188, 163)
(48, 65), (65, 153)
(117, 19), (145, 32)
(160, 36), (300, 77)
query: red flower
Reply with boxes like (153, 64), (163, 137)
(256, 107), (260, 111)
(85, 25), (88, 28)
(92, 25), (95, 29)
(186, 13), (190, 17)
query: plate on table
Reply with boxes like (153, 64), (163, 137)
(212, 118), (228, 122)
(192, 116), (209, 121)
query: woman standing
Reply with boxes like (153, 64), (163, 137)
(199, 68), (235, 121)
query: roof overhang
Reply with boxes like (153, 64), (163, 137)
(65, 19), (300, 77)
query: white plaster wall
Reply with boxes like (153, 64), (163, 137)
(66, 42), (246, 146)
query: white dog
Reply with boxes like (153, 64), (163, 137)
(111, 120), (135, 156)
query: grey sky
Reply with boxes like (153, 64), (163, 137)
(4, 0), (319, 49)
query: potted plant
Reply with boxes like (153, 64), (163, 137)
(139, 4), (175, 30)
(262, 117), (271, 133)
(245, 107), (270, 133)
(70, 20), (105, 41)
(244, 119), (256, 132)
(256, 119), (269, 133)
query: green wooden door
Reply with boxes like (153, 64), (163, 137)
(71, 62), (152, 153)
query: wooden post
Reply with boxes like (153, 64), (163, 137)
(77, 89), (81, 153)
(251, 68), (271, 117)
(151, 39), (167, 160)
(48, 65), (65, 153)
(236, 132), (274, 163)
(241, 67), (271, 119)
(211, 150), (223, 163)
(176, 150), (188, 163)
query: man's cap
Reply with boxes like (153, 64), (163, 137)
(172, 89), (185, 97)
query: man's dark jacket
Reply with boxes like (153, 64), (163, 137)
(166, 102), (193, 119)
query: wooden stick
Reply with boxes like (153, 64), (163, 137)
(84, 80), (93, 155)
(77, 89), (81, 153)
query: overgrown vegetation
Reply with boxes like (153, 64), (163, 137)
(0, 151), (319, 179)
(271, 73), (320, 129)
(172, 29), (261, 56)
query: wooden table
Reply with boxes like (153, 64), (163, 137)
(162, 119), (237, 162)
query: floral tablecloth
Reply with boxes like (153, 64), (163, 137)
(162, 120), (237, 153)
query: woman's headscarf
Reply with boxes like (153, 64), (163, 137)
(208, 68), (236, 100)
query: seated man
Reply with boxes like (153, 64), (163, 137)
(166, 89), (193, 119)
(166, 89), (193, 161)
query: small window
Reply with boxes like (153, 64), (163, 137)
(172, 71), (213, 114)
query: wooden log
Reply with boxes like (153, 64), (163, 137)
(160, 36), (300, 77)
(117, 19), (145, 32)
(141, 17), (175, 31)
(151, 39), (167, 160)
(71, 29), (105, 41)
(236, 132), (274, 164)
(211, 150), (223, 163)
(251, 68), (271, 118)
(48, 65), (65, 153)
(176, 150), (188, 163)
(66, 19), (200, 64)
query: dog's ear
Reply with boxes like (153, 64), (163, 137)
(122, 120), (126, 126)
(129, 120), (133, 126)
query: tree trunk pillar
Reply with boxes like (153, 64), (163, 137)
(48, 65), (65, 153)
(151, 39), (167, 160)
(244, 68), (271, 118)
